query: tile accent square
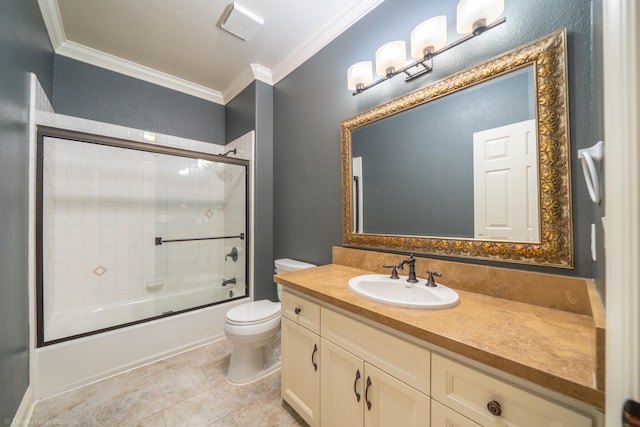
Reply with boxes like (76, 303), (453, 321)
(92, 265), (107, 277)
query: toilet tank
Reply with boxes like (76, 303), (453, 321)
(274, 258), (316, 274)
(274, 258), (316, 301)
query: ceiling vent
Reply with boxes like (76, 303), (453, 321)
(219, 3), (264, 41)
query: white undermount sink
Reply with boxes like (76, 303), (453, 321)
(348, 274), (460, 309)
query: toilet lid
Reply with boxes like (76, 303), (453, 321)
(226, 300), (281, 325)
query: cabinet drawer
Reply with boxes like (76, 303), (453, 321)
(281, 289), (320, 334)
(432, 354), (592, 427)
(321, 307), (430, 395)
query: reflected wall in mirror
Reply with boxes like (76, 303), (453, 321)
(341, 30), (572, 267)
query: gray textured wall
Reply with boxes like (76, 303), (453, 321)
(352, 68), (533, 237)
(226, 82), (257, 142)
(226, 81), (275, 301)
(53, 56), (225, 144)
(0, 0), (54, 421)
(274, 0), (603, 279)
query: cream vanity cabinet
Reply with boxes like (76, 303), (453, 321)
(281, 289), (430, 427)
(320, 308), (431, 426)
(281, 290), (321, 426)
(281, 289), (597, 427)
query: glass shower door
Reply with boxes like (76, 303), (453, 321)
(38, 130), (248, 345)
(153, 154), (248, 315)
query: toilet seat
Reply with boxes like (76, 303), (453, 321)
(225, 300), (281, 326)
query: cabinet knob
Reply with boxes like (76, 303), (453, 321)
(294, 307), (301, 314)
(487, 400), (502, 416)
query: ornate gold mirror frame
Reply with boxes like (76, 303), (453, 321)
(341, 30), (572, 268)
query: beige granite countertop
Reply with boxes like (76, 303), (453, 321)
(274, 263), (604, 410)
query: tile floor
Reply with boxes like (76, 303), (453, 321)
(30, 339), (307, 426)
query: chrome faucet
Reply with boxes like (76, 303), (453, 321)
(221, 277), (236, 287)
(399, 255), (418, 283)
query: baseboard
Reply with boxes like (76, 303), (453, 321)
(10, 386), (34, 427)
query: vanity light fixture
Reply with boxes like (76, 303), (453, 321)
(375, 41), (407, 77)
(347, 0), (505, 95)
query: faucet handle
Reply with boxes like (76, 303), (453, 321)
(426, 271), (441, 287)
(383, 264), (401, 279)
(225, 247), (238, 262)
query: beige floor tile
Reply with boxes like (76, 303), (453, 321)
(132, 411), (166, 427)
(30, 339), (304, 427)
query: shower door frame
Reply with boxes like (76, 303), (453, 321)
(35, 125), (250, 347)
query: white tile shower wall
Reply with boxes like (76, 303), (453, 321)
(29, 75), (253, 339)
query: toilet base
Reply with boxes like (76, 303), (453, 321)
(226, 332), (281, 385)
(226, 355), (281, 385)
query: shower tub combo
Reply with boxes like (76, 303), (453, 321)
(34, 126), (252, 398)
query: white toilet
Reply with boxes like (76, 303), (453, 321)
(224, 258), (316, 384)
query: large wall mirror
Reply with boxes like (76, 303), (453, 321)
(341, 30), (572, 267)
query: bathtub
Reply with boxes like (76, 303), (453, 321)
(44, 284), (246, 342)
(34, 287), (249, 400)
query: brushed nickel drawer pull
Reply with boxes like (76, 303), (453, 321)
(487, 400), (502, 416)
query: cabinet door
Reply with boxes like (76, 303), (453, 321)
(364, 363), (431, 427)
(321, 339), (365, 427)
(281, 317), (320, 427)
(431, 399), (480, 427)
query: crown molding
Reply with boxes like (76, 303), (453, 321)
(223, 64), (273, 102)
(270, 0), (384, 84)
(56, 40), (225, 104)
(37, 0), (383, 103)
(37, 0), (225, 104)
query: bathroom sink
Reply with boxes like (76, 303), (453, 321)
(348, 274), (460, 309)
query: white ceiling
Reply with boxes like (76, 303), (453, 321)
(38, 0), (383, 104)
